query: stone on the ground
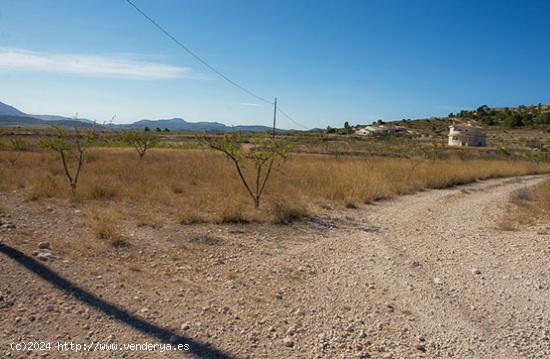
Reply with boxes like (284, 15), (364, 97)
(38, 241), (51, 250)
(283, 336), (294, 347)
(36, 252), (55, 262)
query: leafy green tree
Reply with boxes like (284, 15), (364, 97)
(505, 113), (525, 128)
(343, 121), (354, 134)
(326, 126), (336, 134)
(476, 105), (490, 115)
(458, 110), (469, 118)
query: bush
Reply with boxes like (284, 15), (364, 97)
(27, 175), (59, 200)
(10, 137), (27, 151)
(216, 208), (249, 224)
(90, 183), (117, 200)
(93, 211), (128, 247)
(178, 204), (208, 225)
(271, 198), (308, 224)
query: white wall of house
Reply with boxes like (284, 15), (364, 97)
(448, 125), (486, 146)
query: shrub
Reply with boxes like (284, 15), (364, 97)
(216, 208), (248, 224)
(27, 175), (59, 200)
(93, 211), (128, 247)
(89, 183), (117, 200)
(271, 198), (308, 224)
(178, 204), (208, 225)
(10, 137), (27, 151)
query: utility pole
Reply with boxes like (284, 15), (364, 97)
(272, 97), (277, 136)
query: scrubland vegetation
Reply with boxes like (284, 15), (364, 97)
(453, 104), (550, 127)
(533, 180), (550, 218)
(497, 176), (550, 231)
(499, 179), (550, 230)
(1, 133), (549, 228)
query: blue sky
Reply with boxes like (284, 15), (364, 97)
(1, 0), (549, 128)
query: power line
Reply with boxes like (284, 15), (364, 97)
(125, 0), (272, 105)
(277, 107), (309, 130)
(124, 0), (310, 130)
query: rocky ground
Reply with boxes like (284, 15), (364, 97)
(1, 175), (550, 358)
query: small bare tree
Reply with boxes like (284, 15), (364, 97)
(121, 130), (158, 160)
(38, 126), (97, 193)
(205, 133), (287, 208)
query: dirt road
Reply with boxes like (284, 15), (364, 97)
(1, 175), (549, 358)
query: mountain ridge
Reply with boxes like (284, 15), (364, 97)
(0, 101), (280, 132)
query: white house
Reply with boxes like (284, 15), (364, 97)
(448, 121), (486, 147)
(355, 128), (372, 136)
(355, 124), (412, 136)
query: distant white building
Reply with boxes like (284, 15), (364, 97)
(355, 128), (372, 136)
(355, 125), (411, 136)
(448, 121), (486, 146)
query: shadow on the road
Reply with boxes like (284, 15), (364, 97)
(0, 244), (237, 359)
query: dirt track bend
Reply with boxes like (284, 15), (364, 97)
(1, 175), (550, 358)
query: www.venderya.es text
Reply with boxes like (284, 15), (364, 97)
(10, 341), (190, 353)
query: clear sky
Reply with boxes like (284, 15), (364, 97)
(1, 0), (549, 129)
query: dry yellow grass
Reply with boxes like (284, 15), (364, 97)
(1, 147), (549, 224)
(530, 180), (550, 220)
(498, 179), (550, 230)
(87, 205), (128, 247)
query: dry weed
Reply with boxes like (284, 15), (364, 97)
(1, 148), (549, 224)
(271, 197), (309, 224)
(26, 175), (59, 200)
(88, 207), (128, 247)
(498, 180), (550, 229)
(531, 180), (550, 220)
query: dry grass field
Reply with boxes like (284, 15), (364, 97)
(1, 145), (549, 230)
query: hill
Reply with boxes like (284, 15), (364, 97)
(0, 115), (100, 129)
(0, 101), (26, 117)
(30, 114), (94, 123)
(0, 100), (279, 132)
(114, 118), (222, 131)
(452, 104), (550, 127)
(111, 118), (275, 132)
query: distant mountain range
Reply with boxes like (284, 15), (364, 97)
(0, 101), (27, 117)
(0, 101), (280, 132)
